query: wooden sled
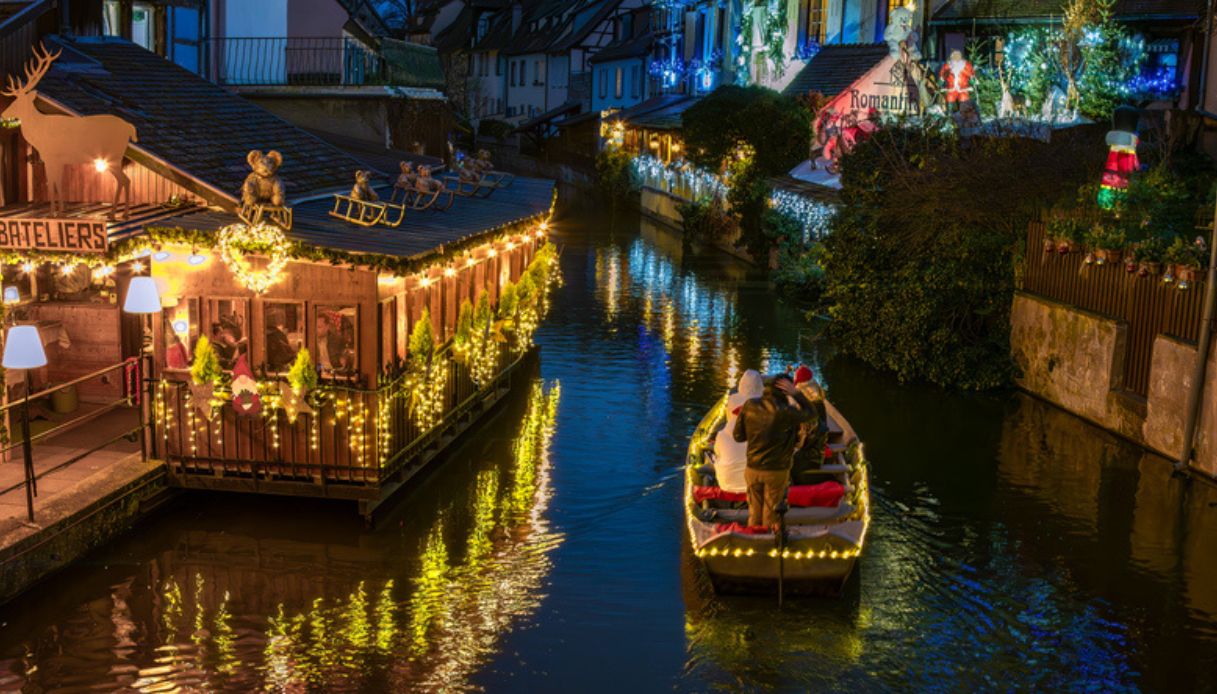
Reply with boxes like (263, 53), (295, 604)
(442, 175), (496, 198)
(329, 194), (388, 227)
(238, 203), (293, 230)
(392, 183), (455, 211)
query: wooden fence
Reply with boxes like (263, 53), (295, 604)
(1022, 220), (1207, 396)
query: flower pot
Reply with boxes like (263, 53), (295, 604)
(1125, 258), (1138, 274)
(1105, 249), (1123, 264)
(1176, 264), (1199, 283)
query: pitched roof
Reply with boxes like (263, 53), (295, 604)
(503, 0), (571, 56)
(932, 0), (1203, 23)
(629, 95), (699, 130)
(781, 44), (889, 99)
(551, 0), (623, 53)
(589, 30), (652, 64)
(151, 176), (556, 260)
(33, 37), (366, 203)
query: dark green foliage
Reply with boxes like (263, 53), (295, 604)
(477, 119), (513, 141)
(681, 85), (811, 176)
(769, 211), (826, 305)
(821, 122), (1105, 390)
(725, 157), (773, 259)
(595, 147), (635, 206)
(677, 197), (734, 246)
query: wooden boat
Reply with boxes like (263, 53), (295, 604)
(684, 395), (870, 595)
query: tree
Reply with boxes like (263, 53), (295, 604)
(821, 121), (1106, 389)
(681, 85), (811, 176)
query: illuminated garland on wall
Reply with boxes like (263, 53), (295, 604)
(769, 190), (836, 244)
(736, 0), (789, 85)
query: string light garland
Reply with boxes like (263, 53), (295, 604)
(769, 190), (837, 244)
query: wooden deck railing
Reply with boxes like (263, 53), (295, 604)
(1022, 220), (1207, 396)
(157, 342), (517, 487)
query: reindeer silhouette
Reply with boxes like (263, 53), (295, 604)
(1, 43), (138, 219)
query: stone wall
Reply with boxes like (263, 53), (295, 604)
(1144, 335), (1217, 477)
(1011, 291), (1217, 478)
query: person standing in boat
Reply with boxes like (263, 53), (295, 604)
(790, 365), (830, 482)
(732, 373), (819, 529)
(713, 370), (764, 493)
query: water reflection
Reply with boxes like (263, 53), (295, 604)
(0, 379), (561, 692)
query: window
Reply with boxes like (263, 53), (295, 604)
(163, 298), (200, 370)
(615, 67), (623, 98)
(798, 0), (827, 49)
(264, 302), (304, 372)
(520, 60), (527, 85)
(315, 305), (358, 377)
(131, 1), (155, 51)
(510, 61), (517, 87)
(534, 60), (544, 85)
(599, 68), (607, 98)
(495, 52), (502, 76)
(206, 298), (249, 372)
(379, 299), (398, 369)
(631, 65), (640, 98)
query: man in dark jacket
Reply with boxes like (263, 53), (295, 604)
(732, 374), (818, 528)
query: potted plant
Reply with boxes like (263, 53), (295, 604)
(1083, 220), (1126, 265)
(1164, 235), (1204, 287)
(1134, 236), (1167, 277)
(1046, 216), (1084, 254)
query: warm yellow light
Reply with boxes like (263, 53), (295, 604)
(60, 264), (73, 276)
(133, 261), (145, 272)
(93, 158), (108, 173)
(443, 267), (456, 278)
(488, 248), (498, 258)
(539, 220), (550, 232)
(419, 276), (432, 288)
(466, 257), (476, 268)
(20, 262), (34, 273)
(506, 241), (515, 251)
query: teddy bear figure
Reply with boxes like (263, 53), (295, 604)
(241, 150), (285, 208)
(350, 170), (379, 202)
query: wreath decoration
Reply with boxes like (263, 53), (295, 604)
(216, 222), (292, 294)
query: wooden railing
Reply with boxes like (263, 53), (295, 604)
(1022, 220), (1207, 396)
(0, 0), (54, 86)
(157, 342), (518, 487)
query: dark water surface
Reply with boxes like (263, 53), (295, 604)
(0, 203), (1215, 693)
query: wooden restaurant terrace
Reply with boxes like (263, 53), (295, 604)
(0, 35), (558, 519)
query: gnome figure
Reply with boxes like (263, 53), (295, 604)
(230, 353), (263, 417)
(1097, 105), (1140, 210)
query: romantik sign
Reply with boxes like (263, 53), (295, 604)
(0, 217), (109, 254)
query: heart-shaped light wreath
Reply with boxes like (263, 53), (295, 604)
(216, 222), (291, 293)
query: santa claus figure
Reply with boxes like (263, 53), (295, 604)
(938, 50), (974, 112)
(1097, 105), (1140, 210)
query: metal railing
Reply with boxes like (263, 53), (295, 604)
(0, 358), (146, 522)
(1022, 220), (1207, 396)
(158, 341), (521, 486)
(208, 37), (386, 87)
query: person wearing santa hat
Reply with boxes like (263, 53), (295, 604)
(790, 366), (829, 482)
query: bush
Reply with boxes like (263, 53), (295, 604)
(477, 119), (513, 141)
(678, 196), (734, 246)
(595, 147), (635, 206)
(769, 211), (826, 305)
(681, 85), (811, 176)
(821, 121), (1105, 390)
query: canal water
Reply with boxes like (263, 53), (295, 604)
(0, 202), (1215, 692)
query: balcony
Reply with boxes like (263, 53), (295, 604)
(209, 37), (386, 87)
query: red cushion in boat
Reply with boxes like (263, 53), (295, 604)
(694, 486), (747, 503)
(787, 481), (845, 508)
(714, 522), (770, 535)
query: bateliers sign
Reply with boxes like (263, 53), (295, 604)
(0, 217), (109, 253)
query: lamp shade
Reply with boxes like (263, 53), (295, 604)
(3, 325), (47, 369)
(2, 286), (19, 304)
(123, 276), (162, 314)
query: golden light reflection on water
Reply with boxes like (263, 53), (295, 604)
(112, 381), (563, 693)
